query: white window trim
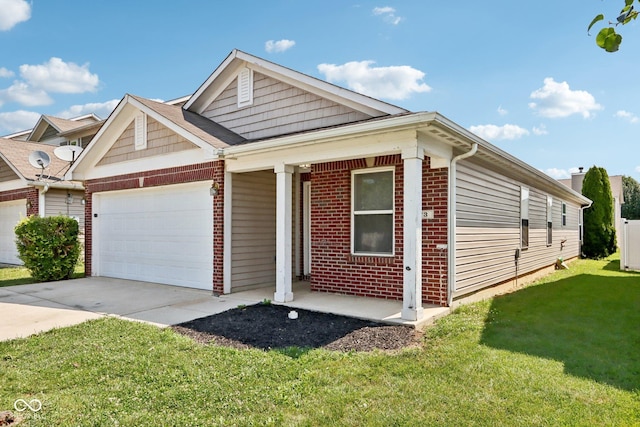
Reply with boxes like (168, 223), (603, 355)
(520, 186), (529, 250)
(351, 166), (395, 256)
(561, 201), (567, 227)
(546, 195), (553, 247)
(237, 67), (254, 108)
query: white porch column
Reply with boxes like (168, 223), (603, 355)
(274, 163), (294, 302)
(402, 147), (424, 321)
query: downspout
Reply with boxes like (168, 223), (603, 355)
(447, 143), (478, 307)
(38, 183), (50, 217)
(579, 200), (593, 257)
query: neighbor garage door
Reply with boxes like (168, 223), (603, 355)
(93, 182), (214, 289)
(0, 199), (25, 265)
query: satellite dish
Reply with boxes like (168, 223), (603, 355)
(54, 145), (83, 162)
(28, 151), (51, 169)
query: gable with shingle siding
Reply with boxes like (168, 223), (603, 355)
(201, 72), (372, 140)
(97, 116), (199, 166)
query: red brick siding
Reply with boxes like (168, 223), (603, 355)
(0, 188), (39, 216)
(83, 161), (225, 294)
(310, 155), (449, 305)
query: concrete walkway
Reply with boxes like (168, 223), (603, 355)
(0, 277), (450, 341)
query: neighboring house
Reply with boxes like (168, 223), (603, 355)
(68, 49), (590, 321)
(0, 139), (85, 264)
(4, 114), (103, 148)
(559, 168), (624, 247)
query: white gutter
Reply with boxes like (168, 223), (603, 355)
(447, 142), (478, 307)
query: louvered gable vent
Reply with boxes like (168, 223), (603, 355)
(134, 112), (147, 150)
(237, 67), (253, 108)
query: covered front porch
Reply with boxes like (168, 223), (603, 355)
(221, 113), (469, 321)
(230, 280), (450, 329)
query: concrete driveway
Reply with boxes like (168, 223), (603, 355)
(0, 277), (260, 341)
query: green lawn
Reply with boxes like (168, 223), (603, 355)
(1, 255), (639, 426)
(0, 264), (85, 287)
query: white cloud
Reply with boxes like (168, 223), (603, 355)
(0, 0), (31, 31)
(636, 166), (640, 173)
(57, 99), (120, 120)
(0, 110), (40, 133)
(0, 81), (53, 106)
(532, 123), (548, 135)
(529, 77), (602, 119)
(317, 60), (431, 100)
(544, 168), (571, 179)
(497, 105), (508, 116)
(19, 57), (100, 94)
(265, 39), (296, 53)
(373, 6), (402, 25)
(469, 124), (530, 141)
(0, 67), (14, 78)
(614, 110), (639, 123)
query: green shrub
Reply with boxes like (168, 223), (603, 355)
(582, 166), (617, 259)
(14, 215), (81, 282)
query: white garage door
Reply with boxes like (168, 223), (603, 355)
(0, 199), (25, 265)
(93, 182), (214, 290)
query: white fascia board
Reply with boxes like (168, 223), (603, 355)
(69, 95), (219, 180)
(77, 148), (208, 181)
(27, 180), (84, 191)
(184, 49), (406, 117)
(127, 96), (219, 157)
(226, 112), (438, 158)
(26, 115), (52, 141)
(430, 113), (591, 206)
(67, 96), (129, 178)
(0, 179), (27, 192)
(225, 129), (419, 173)
(184, 49), (240, 112)
(233, 50), (407, 116)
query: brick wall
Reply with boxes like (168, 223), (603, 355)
(0, 188), (39, 216)
(310, 155), (449, 306)
(83, 161), (225, 294)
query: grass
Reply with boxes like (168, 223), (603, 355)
(1, 254), (639, 426)
(0, 263), (84, 288)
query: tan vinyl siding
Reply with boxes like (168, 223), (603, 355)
(45, 189), (86, 260)
(0, 159), (19, 182)
(455, 161), (581, 294)
(97, 117), (199, 166)
(231, 171), (277, 291)
(202, 72), (371, 140)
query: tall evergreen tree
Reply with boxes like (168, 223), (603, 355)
(582, 166), (617, 258)
(622, 175), (640, 220)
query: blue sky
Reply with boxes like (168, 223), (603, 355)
(1, 0), (638, 179)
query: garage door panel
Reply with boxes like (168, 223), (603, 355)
(0, 199), (25, 265)
(95, 182), (214, 290)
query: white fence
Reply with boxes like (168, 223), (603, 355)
(621, 219), (640, 271)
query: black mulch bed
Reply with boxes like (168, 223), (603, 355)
(172, 303), (421, 352)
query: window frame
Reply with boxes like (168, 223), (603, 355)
(546, 195), (553, 246)
(520, 186), (529, 249)
(562, 201), (567, 227)
(351, 166), (395, 256)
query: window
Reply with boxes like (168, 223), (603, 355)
(562, 202), (567, 227)
(546, 195), (553, 246)
(352, 168), (394, 255)
(134, 112), (147, 150)
(237, 67), (253, 108)
(520, 187), (529, 249)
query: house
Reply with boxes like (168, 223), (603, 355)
(0, 138), (85, 264)
(559, 168), (624, 247)
(4, 113), (103, 148)
(68, 49), (591, 321)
